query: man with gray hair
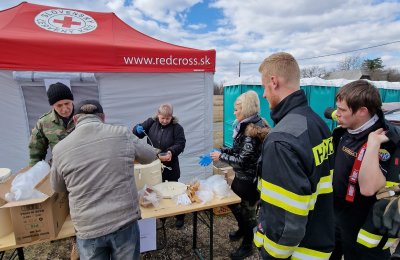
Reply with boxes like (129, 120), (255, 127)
(50, 100), (158, 260)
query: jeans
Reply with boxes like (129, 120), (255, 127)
(76, 220), (140, 260)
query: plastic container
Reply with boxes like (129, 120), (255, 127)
(134, 159), (162, 190)
(0, 168), (12, 183)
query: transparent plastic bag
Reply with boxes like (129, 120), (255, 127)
(5, 161), (49, 201)
(174, 193), (192, 205)
(195, 180), (213, 203)
(138, 184), (161, 208)
(205, 174), (231, 199)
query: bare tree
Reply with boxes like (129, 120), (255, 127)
(300, 66), (327, 78)
(337, 54), (363, 71)
(213, 81), (224, 95)
(386, 68), (400, 82)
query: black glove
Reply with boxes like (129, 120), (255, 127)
(373, 197), (391, 234)
(382, 196), (400, 237)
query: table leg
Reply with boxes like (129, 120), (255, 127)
(193, 211), (198, 250)
(209, 209), (213, 260)
(16, 248), (24, 260)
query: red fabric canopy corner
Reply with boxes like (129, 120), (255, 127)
(0, 2), (216, 73)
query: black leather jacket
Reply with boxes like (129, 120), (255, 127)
(220, 114), (269, 182)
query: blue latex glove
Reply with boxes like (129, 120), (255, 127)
(136, 124), (144, 134)
(199, 155), (213, 167)
(198, 149), (222, 167)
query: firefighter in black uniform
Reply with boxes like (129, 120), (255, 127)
(330, 80), (400, 260)
(255, 52), (335, 259)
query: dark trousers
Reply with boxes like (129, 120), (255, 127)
(228, 199), (258, 246)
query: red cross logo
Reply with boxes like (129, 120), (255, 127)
(53, 16), (81, 28)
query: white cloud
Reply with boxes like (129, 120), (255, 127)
(0, 0), (399, 82)
(187, 23), (207, 30)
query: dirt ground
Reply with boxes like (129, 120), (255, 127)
(2, 212), (261, 260)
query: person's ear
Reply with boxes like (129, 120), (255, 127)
(358, 107), (370, 117)
(270, 75), (279, 89)
(73, 115), (78, 124)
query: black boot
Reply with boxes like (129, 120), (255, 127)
(175, 214), (184, 229)
(230, 243), (253, 259)
(229, 229), (244, 241)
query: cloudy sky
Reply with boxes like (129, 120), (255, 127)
(1, 0), (399, 82)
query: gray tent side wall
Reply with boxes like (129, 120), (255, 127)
(0, 71), (29, 171)
(0, 71), (214, 182)
(98, 72), (214, 182)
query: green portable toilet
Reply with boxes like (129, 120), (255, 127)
(222, 77), (400, 147)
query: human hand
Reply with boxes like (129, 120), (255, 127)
(158, 151), (172, 162)
(368, 128), (389, 147)
(136, 125), (144, 134)
(210, 151), (221, 161)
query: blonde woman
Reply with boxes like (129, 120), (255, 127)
(211, 90), (269, 259)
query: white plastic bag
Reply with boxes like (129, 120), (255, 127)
(5, 161), (49, 201)
(138, 185), (161, 208)
(174, 193), (192, 205)
(205, 174), (231, 199)
(194, 180), (212, 203)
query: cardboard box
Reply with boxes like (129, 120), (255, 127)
(0, 173), (69, 244)
(225, 170), (235, 186)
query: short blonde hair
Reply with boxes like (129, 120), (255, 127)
(235, 90), (260, 119)
(157, 103), (173, 117)
(259, 52), (300, 85)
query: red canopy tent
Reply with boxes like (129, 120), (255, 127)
(0, 2), (216, 181)
(0, 2), (216, 72)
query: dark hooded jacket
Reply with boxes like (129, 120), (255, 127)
(219, 114), (269, 202)
(133, 116), (186, 181)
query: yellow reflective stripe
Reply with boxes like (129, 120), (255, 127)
(383, 238), (398, 250)
(357, 229), (382, 248)
(254, 230), (296, 258)
(318, 170), (333, 194)
(262, 233), (296, 258)
(291, 247), (332, 260)
(254, 231), (331, 259)
(257, 177), (261, 192)
(386, 181), (399, 188)
(260, 170), (333, 215)
(309, 170), (334, 210)
(254, 231), (263, 248)
(260, 180), (311, 216)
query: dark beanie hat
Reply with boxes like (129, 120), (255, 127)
(74, 100), (103, 115)
(47, 82), (74, 105)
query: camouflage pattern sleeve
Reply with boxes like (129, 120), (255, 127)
(28, 121), (49, 166)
